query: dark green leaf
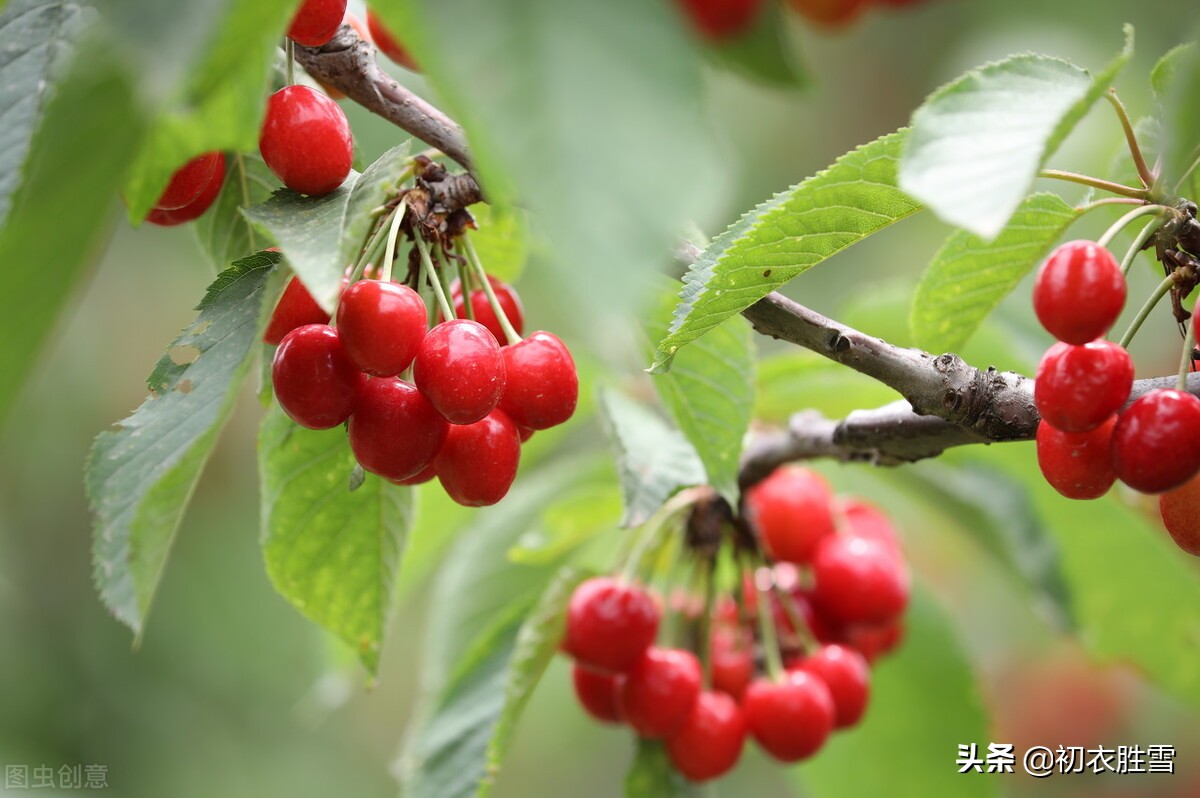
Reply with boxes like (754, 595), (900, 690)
(193, 152), (278, 271)
(337, 141), (412, 271)
(652, 130), (920, 372)
(624, 740), (698, 798)
(242, 175), (360, 312)
(910, 193), (1081, 352)
(596, 388), (706, 528)
(796, 588), (997, 798)
(707, 2), (806, 89)
(88, 252), (278, 634)
(258, 404), (413, 674)
(899, 26), (1133, 238)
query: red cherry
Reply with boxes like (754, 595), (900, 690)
(1033, 240), (1126, 345)
(434, 409), (521, 506)
(367, 10), (420, 71)
(790, 589), (845, 644)
(154, 151), (222, 210)
(449, 276), (525, 346)
(1034, 340), (1134, 433)
(665, 691), (747, 782)
(264, 275), (331, 345)
(795, 644), (870, 729)
(1111, 389), (1200, 494)
(336, 280), (428, 376)
(742, 671), (835, 762)
(572, 664), (623, 724)
(517, 424), (535, 442)
(812, 534), (909, 626)
(145, 155), (226, 226)
(674, 0), (763, 40)
(287, 0), (347, 46)
(745, 466), (836, 564)
(1158, 472), (1200, 556)
(564, 577), (659, 674)
(389, 462), (436, 486)
(786, 0), (866, 27)
(259, 85), (353, 196)
(347, 378), (448, 481)
(498, 331), (578, 430)
(271, 324), (363, 429)
(838, 498), (902, 556)
(618, 647), (702, 738)
(710, 626), (753, 701)
(844, 620), (905, 663)
(1036, 415), (1118, 500)
(414, 320), (506, 424)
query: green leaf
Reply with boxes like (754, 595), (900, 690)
(468, 203), (528, 284)
(1154, 39), (1200, 188)
(755, 351), (900, 422)
(707, 2), (806, 89)
(193, 152), (278, 271)
(115, 0), (299, 221)
(337, 141), (412, 272)
(795, 587), (996, 798)
(596, 388), (706, 528)
(648, 288), (756, 506)
(899, 26), (1133, 238)
(258, 404), (413, 674)
(910, 192), (1081, 352)
(242, 175), (360, 313)
(88, 252), (278, 634)
(508, 484), (622, 565)
(652, 129), (921, 371)
(1151, 42), (1195, 101)
(624, 740), (698, 798)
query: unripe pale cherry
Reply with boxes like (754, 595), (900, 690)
(259, 85), (353, 196)
(744, 466), (836, 564)
(287, 0), (347, 47)
(414, 319), (506, 424)
(336, 280), (428, 376)
(1158, 472), (1200, 556)
(145, 155), (226, 226)
(434, 409), (521, 506)
(564, 577), (659, 674)
(498, 331), (579, 430)
(1033, 240), (1126, 345)
(271, 324), (363, 429)
(1036, 416), (1118, 500)
(617, 647), (702, 739)
(1111, 389), (1200, 494)
(348, 378), (448, 481)
(154, 151), (223, 210)
(742, 671), (835, 762)
(665, 691), (747, 782)
(1034, 340), (1134, 433)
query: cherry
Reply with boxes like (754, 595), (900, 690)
(1036, 416), (1118, 500)
(145, 155), (226, 226)
(434, 409), (521, 506)
(674, 0), (763, 40)
(812, 534), (909, 626)
(665, 691), (747, 782)
(497, 331), (578, 430)
(1158, 473), (1200, 556)
(1111, 389), (1200, 493)
(389, 462), (436, 486)
(1034, 340), (1134, 433)
(449, 276), (525, 346)
(336, 279), (428, 376)
(1033, 240), (1126, 345)
(264, 275), (331, 345)
(347, 378), (448, 481)
(271, 324), (363, 429)
(794, 644), (870, 729)
(710, 626), (753, 701)
(745, 466), (836, 564)
(564, 577), (659, 674)
(790, 589), (844, 644)
(617, 647), (702, 738)
(287, 0), (347, 47)
(844, 620), (905, 663)
(838, 498), (901, 557)
(414, 320), (507, 424)
(742, 671), (835, 762)
(259, 85), (353, 196)
(572, 664), (623, 724)
(154, 151), (223, 210)
(786, 0), (866, 27)
(367, 10), (420, 71)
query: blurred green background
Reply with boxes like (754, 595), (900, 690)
(2, 0), (1200, 796)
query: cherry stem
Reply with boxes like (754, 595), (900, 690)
(330, 205), (399, 322)
(1096, 204), (1168, 250)
(1178, 315), (1196, 392)
(1119, 273), (1177, 349)
(771, 582), (818, 653)
(1173, 146), (1200, 193)
(1105, 89), (1155, 188)
(379, 201), (408, 284)
(285, 39), (296, 86)
(461, 236), (522, 345)
(413, 233), (456, 321)
(1120, 217), (1167, 277)
(1078, 197), (1146, 212)
(752, 562), (785, 682)
(618, 489), (700, 584)
(697, 556), (717, 689)
(1039, 169), (1149, 200)
(433, 246), (459, 318)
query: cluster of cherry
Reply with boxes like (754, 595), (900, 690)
(563, 467), (908, 782)
(676, 0), (931, 41)
(1032, 239), (1200, 556)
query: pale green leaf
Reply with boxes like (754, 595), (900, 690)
(596, 388), (706, 528)
(258, 404), (413, 674)
(337, 141), (412, 271)
(910, 192), (1081, 352)
(508, 484), (622, 565)
(899, 26), (1133, 238)
(624, 740), (698, 798)
(755, 351), (900, 422)
(652, 130), (921, 371)
(1154, 39), (1200, 188)
(88, 252), (278, 634)
(193, 152), (277, 271)
(468, 203), (528, 284)
(1151, 42), (1195, 102)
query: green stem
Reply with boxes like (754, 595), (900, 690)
(698, 556), (717, 689)
(285, 39), (296, 86)
(331, 206), (397, 322)
(1119, 273), (1177, 349)
(1178, 313), (1197, 392)
(379, 202), (408, 283)
(1096, 204), (1167, 250)
(461, 236), (522, 344)
(1040, 169), (1149, 200)
(1173, 144), (1200, 194)
(1120, 217), (1166, 277)
(617, 489), (699, 584)
(752, 563), (785, 682)
(772, 582), (817, 653)
(1104, 89), (1155, 188)
(413, 234), (455, 321)
(1077, 197), (1146, 213)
